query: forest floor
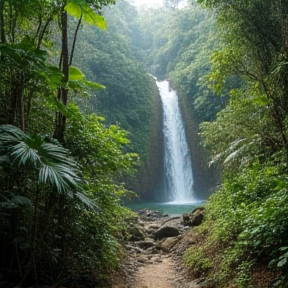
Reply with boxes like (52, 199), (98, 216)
(108, 211), (204, 288)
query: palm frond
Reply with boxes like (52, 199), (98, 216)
(74, 191), (99, 211)
(40, 143), (78, 167)
(38, 162), (80, 193)
(209, 135), (261, 167)
(11, 142), (40, 165)
(0, 124), (28, 142)
(223, 136), (260, 165)
(0, 124), (82, 194)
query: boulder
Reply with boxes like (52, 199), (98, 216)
(154, 226), (180, 240)
(128, 223), (145, 241)
(190, 210), (204, 226)
(191, 206), (205, 214)
(182, 207), (205, 227)
(182, 213), (192, 226)
(161, 236), (180, 251)
(137, 240), (155, 250)
(138, 209), (167, 219)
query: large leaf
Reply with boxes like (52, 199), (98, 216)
(69, 66), (85, 81)
(0, 36), (48, 68)
(11, 142), (40, 165)
(38, 65), (63, 90)
(74, 191), (99, 211)
(65, 1), (106, 30)
(0, 125), (82, 194)
(0, 124), (28, 142)
(0, 39), (63, 90)
(1, 195), (33, 209)
(68, 66), (105, 90)
(38, 163), (80, 193)
(82, 79), (105, 89)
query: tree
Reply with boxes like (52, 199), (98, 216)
(71, 2), (163, 198)
(0, 1), (143, 286)
(197, 0), (288, 164)
(0, 1), (62, 132)
(0, 124), (81, 285)
(186, 0), (288, 286)
(53, 0), (114, 142)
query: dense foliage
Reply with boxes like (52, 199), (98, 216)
(70, 2), (162, 197)
(0, 1), (145, 287)
(180, 0), (288, 287)
(120, 0), (288, 286)
(3, 0), (288, 287)
(136, 5), (226, 123)
(132, 4), (221, 197)
(73, 2), (155, 154)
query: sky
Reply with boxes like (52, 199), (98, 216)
(127, 0), (163, 8)
(126, 0), (188, 9)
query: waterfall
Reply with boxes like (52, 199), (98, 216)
(157, 80), (196, 203)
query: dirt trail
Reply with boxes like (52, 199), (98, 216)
(131, 255), (176, 288)
(119, 211), (204, 288)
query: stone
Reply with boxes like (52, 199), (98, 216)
(128, 223), (145, 241)
(191, 206), (205, 214)
(137, 240), (155, 250)
(190, 211), (204, 226)
(148, 224), (161, 230)
(182, 207), (205, 227)
(154, 226), (180, 240)
(182, 213), (192, 226)
(161, 236), (180, 251)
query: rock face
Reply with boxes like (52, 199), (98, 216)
(182, 207), (205, 227)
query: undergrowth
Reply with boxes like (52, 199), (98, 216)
(184, 161), (287, 287)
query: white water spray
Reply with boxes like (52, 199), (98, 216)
(157, 80), (196, 203)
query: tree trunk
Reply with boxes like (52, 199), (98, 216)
(53, 6), (69, 142)
(0, 1), (6, 44)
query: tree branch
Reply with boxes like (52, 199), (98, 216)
(69, 12), (83, 66)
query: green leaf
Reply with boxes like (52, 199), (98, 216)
(39, 65), (63, 90)
(82, 79), (105, 89)
(1, 195), (33, 209)
(11, 142), (40, 165)
(69, 66), (85, 81)
(0, 124), (28, 141)
(277, 258), (287, 267)
(65, 1), (106, 30)
(0, 125), (82, 194)
(68, 66), (105, 90)
(74, 191), (99, 211)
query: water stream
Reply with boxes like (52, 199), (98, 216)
(157, 80), (196, 203)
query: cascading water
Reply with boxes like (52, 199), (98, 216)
(157, 80), (196, 203)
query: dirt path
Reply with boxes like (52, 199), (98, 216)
(131, 255), (176, 288)
(119, 212), (205, 288)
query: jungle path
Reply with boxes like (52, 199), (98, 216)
(131, 254), (175, 288)
(119, 210), (204, 288)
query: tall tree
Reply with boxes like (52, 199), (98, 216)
(53, 0), (114, 142)
(197, 0), (288, 164)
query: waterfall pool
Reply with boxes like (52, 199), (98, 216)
(125, 200), (204, 216)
